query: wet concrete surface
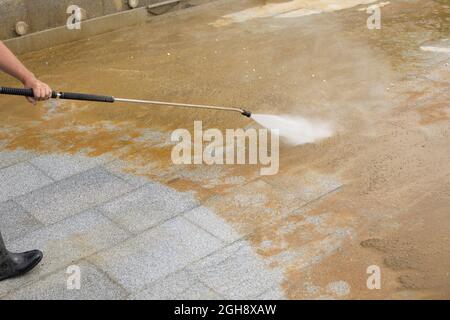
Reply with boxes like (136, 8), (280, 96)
(0, 0), (449, 299)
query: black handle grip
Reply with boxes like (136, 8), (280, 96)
(0, 86), (115, 103)
(59, 92), (115, 103)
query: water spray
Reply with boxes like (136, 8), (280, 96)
(1, 86), (334, 146)
(0, 86), (253, 118)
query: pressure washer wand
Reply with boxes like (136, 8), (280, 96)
(0, 86), (252, 118)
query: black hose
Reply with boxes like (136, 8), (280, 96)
(0, 87), (58, 99)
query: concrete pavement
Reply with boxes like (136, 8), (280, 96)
(0, 150), (284, 299)
(0, 145), (343, 299)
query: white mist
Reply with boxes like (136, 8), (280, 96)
(251, 114), (333, 145)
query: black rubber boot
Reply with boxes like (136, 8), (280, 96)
(0, 231), (43, 282)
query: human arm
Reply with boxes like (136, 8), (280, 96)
(0, 41), (52, 104)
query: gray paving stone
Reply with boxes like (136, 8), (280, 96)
(89, 217), (224, 293)
(187, 240), (283, 300)
(257, 286), (286, 300)
(141, 182), (200, 214)
(0, 210), (129, 297)
(201, 179), (307, 237)
(0, 201), (43, 243)
(3, 261), (127, 300)
(15, 167), (135, 225)
(30, 153), (111, 181)
(103, 160), (149, 188)
(0, 162), (53, 203)
(0, 149), (36, 169)
(130, 270), (222, 300)
(99, 184), (198, 234)
(183, 206), (242, 243)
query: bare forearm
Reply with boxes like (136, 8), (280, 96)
(0, 41), (35, 84)
(0, 41), (52, 103)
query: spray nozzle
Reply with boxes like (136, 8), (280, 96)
(241, 110), (252, 118)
